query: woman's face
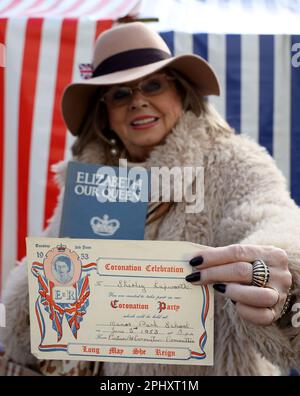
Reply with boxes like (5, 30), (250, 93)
(105, 72), (183, 161)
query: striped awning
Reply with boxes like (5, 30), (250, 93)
(0, 1), (300, 292)
(0, 0), (141, 19)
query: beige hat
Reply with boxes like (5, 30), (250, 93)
(61, 22), (220, 136)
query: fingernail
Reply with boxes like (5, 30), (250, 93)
(189, 256), (204, 266)
(185, 272), (201, 282)
(213, 284), (226, 294)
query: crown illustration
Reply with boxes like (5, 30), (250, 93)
(57, 244), (66, 252)
(90, 215), (120, 236)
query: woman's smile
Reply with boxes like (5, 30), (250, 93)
(130, 115), (160, 130)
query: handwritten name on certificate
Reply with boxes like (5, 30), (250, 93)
(26, 238), (214, 366)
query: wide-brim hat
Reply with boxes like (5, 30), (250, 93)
(61, 22), (220, 136)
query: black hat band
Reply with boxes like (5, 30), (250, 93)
(92, 48), (171, 78)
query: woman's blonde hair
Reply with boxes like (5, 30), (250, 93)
(71, 68), (232, 161)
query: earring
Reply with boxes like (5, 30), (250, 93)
(109, 138), (118, 157)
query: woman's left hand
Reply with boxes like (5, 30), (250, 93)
(186, 244), (292, 326)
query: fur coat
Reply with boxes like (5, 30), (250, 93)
(1, 110), (300, 376)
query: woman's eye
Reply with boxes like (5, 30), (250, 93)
(144, 80), (161, 92)
(113, 88), (130, 100)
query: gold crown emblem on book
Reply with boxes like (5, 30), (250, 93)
(90, 215), (120, 236)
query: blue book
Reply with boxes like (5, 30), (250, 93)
(59, 161), (149, 240)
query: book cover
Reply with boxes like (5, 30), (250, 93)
(59, 161), (149, 240)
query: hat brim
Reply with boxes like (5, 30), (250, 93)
(61, 54), (220, 136)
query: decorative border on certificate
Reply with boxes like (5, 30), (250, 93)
(191, 285), (210, 360)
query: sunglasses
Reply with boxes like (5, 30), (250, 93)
(101, 74), (175, 107)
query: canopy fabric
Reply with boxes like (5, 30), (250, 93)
(0, 0), (141, 19)
(141, 0), (300, 34)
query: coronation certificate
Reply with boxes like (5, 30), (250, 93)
(26, 238), (214, 366)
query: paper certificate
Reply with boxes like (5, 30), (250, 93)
(26, 238), (214, 366)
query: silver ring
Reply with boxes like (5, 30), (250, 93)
(252, 259), (270, 288)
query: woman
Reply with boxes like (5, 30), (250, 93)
(1, 22), (300, 376)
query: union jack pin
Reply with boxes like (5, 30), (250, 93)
(79, 63), (93, 79)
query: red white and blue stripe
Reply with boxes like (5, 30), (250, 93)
(191, 285), (210, 360)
